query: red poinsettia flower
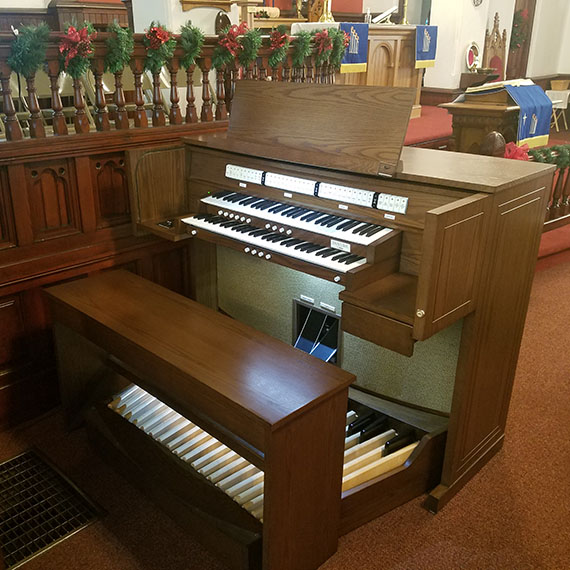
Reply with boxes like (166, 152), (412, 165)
(145, 25), (172, 50)
(59, 25), (97, 68)
(521, 9), (529, 19)
(219, 22), (249, 57)
(504, 141), (530, 161)
(269, 29), (288, 51)
(314, 29), (333, 55)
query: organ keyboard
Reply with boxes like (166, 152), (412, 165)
(50, 82), (555, 570)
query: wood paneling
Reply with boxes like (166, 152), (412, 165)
(0, 121), (223, 429)
(90, 154), (131, 229)
(25, 159), (81, 242)
(0, 167), (16, 250)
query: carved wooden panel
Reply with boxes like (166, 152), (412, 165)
(367, 41), (395, 87)
(0, 168), (16, 250)
(91, 154), (131, 229)
(25, 159), (81, 242)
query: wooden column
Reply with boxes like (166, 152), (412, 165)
(91, 58), (110, 132)
(151, 71), (166, 127)
(130, 57), (148, 128)
(198, 57), (213, 122)
(25, 74), (46, 138)
(0, 60), (24, 141)
(184, 65), (198, 123)
(215, 68), (227, 121)
(46, 59), (68, 136)
(72, 76), (90, 134)
(113, 70), (129, 130)
(167, 58), (182, 125)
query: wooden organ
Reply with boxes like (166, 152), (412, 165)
(46, 82), (555, 570)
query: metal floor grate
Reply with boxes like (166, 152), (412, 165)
(0, 450), (100, 568)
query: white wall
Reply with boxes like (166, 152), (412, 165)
(526, 0), (569, 78)
(132, 0), (239, 35)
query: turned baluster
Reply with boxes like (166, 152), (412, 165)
(185, 65), (198, 123)
(258, 57), (268, 81)
(113, 70), (129, 129)
(0, 61), (24, 141)
(72, 76), (90, 134)
(215, 68), (227, 120)
(46, 60), (68, 136)
(130, 58), (148, 128)
(25, 73), (46, 138)
(91, 59), (110, 131)
(283, 56), (291, 82)
(561, 169), (570, 215)
(151, 71), (166, 127)
(168, 58), (182, 124)
(549, 167), (564, 220)
(315, 65), (322, 84)
(305, 57), (314, 83)
(245, 64), (254, 80)
(198, 58), (213, 122)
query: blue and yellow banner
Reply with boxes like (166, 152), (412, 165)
(415, 25), (437, 68)
(340, 23), (368, 74)
(505, 84), (552, 148)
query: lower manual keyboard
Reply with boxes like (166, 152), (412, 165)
(182, 213), (367, 274)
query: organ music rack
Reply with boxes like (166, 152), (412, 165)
(47, 82), (555, 570)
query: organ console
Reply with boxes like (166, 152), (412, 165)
(46, 82), (555, 570)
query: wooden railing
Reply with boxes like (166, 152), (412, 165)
(529, 146), (570, 231)
(0, 32), (337, 142)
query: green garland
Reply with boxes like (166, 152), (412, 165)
(268, 26), (290, 69)
(238, 28), (262, 68)
(104, 22), (134, 74)
(509, 9), (529, 52)
(552, 145), (570, 169)
(7, 23), (50, 78)
(143, 21), (177, 74)
(312, 29), (333, 68)
(329, 28), (348, 70)
(291, 31), (311, 68)
(59, 22), (97, 79)
(179, 22), (204, 69)
(528, 148), (546, 163)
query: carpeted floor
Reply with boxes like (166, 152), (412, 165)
(1, 254), (568, 570)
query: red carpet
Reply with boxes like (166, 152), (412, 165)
(404, 106), (452, 146)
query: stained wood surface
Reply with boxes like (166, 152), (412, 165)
(45, 270), (354, 440)
(226, 82), (415, 177)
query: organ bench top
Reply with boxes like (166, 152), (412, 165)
(45, 270), (355, 448)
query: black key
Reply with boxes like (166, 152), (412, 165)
(304, 244), (324, 253)
(225, 193), (246, 202)
(339, 220), (361, 231)
(315, 248), (336, 257)
(193, 213), (210, 220)
(284, 239), (304, 247)
(294, 242), (313, 251)
(356, 223), (376, 235)
(352, 223), (372, 234)
(365, 226), (385, 237)
(301, 211), (323, 222)
(252, 200), (274, 210)
(247, 228), (270, 237)
(283, 207), (303, 217)
(346, 410), (377, 437)
(316, 215), (335, 226)
(290, 209), (310, 219)
(265, 233), (286, 242)
(383, 429), (416, 456)
(280, 206), (299, 216)
(341, 254), (361, 264)
(220, 220), (242, 228)
(358, 415), (389, 444)
(332, 252), (353, 262)
(220, 193), (238, 201)
(239, 196), (262, 206)
(235, 225), (257, 233)
(269, 204), (292, 214)
(320, 249), (340, 258)
(325, 217), (345, 227)
(212, 190), (232, 198)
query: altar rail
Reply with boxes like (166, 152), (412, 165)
(0, 32), (336, 142)
(529, 145), (570, 231)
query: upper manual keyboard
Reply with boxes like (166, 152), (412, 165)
(202, 191), (392, 246)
